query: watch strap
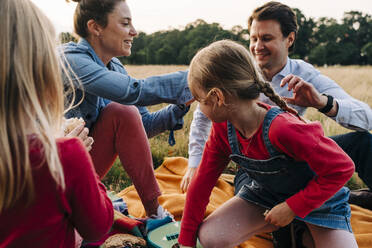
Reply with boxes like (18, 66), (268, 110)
(318, 94), (334, 113)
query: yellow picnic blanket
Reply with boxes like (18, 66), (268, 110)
(117, 157), (372, 248)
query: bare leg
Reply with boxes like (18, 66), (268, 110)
(198, 196), (277, 248)
(306, 223), (358, 248)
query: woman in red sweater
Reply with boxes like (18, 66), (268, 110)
(0, 0), (113, 247)
(178, 40), (357, 248)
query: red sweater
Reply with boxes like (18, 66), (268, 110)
(0, 137), (114, 248)
(179, 104), (354, 246)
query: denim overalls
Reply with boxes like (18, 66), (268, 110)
(230, 107), (352, 232)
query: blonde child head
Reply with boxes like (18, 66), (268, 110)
(0, 0), (66, 212)
(188, 39), (298, 115)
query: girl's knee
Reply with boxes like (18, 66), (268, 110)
(199, 235), (229, 248)
(198, 225), (231, 248)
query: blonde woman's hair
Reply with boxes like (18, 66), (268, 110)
(0, 0), (68, 212)
(188, 39), (299, 116)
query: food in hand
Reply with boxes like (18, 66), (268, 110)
(64, 117), (84, 134)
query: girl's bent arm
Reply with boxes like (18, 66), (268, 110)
(179, 124), (230, 246)
(58, 138), (114, 240)
(269, 115), (355, 218)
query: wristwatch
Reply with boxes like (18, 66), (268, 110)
(318, 94), (334, 113)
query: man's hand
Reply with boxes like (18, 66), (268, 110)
(180, 167), (197, 192)
(264, 202), (296, 227)
(280, 74), (327, 109)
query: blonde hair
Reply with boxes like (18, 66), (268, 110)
(0, 0), (69, 212)
(188, 40), (299, 116)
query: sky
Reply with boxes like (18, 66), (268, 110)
(31, 0), (372, 34)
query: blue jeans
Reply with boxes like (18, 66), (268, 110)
(330, 131), (372, 189)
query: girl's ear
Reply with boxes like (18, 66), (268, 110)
(213, 88), (226, 107)
(87, 19), (102, 37)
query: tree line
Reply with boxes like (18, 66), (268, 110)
(60, 9), (372, 66)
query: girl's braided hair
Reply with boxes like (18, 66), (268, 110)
(188, 39), (300, 117)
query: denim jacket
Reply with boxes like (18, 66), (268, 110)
(60, 39), (192, 138)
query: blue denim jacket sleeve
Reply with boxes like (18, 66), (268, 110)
(137, 104), (190, 138)
(62, 41), (192, 106)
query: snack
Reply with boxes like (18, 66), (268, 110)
(64, 117), (84, 134)
(102, 233), (146, 248)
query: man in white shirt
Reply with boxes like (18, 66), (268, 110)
(184, 1), (372, 197)
(184, 2), (372, 247)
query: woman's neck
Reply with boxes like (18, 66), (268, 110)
(86, 37), (112, 66)
(228, 100), (267, 139)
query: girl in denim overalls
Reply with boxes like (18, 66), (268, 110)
(178, 40), (358, 248)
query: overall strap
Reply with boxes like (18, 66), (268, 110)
(227, 121), (242, 155)
(262, 107), (284, 157)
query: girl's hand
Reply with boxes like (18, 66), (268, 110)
(264, 202), (295, 227)
(180, 167), (197, 192)
(64, 119), (94, 152)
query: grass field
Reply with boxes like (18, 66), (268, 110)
(102, 65), (372, 191)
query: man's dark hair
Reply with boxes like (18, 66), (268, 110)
(248, 1), (298, 51)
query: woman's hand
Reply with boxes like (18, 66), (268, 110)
(64, 118), (94, 152)
(264, 202), (295, 227)
(180, 167), (197, 192)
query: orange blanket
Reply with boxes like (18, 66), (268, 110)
(117, 157), (372, 248)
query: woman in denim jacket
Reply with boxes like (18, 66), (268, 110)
(62, 0), (192, 218)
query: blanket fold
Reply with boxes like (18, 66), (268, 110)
(117, 157), (372, 248)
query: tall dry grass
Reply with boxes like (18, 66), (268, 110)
(103, 65), (372, 191)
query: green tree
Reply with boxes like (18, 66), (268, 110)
(292, 8), (316, 60)
(362, 42), (372, 64)
(59, 32), (77, 44)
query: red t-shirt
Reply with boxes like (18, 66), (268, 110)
(179, 103), (354, 246)
(0, 137), (114, 248)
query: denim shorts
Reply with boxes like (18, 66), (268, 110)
(236, 175), (352, 232)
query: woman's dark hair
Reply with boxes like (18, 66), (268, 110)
(66, 0), (124, 38)
(248, 1), (298, 51)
